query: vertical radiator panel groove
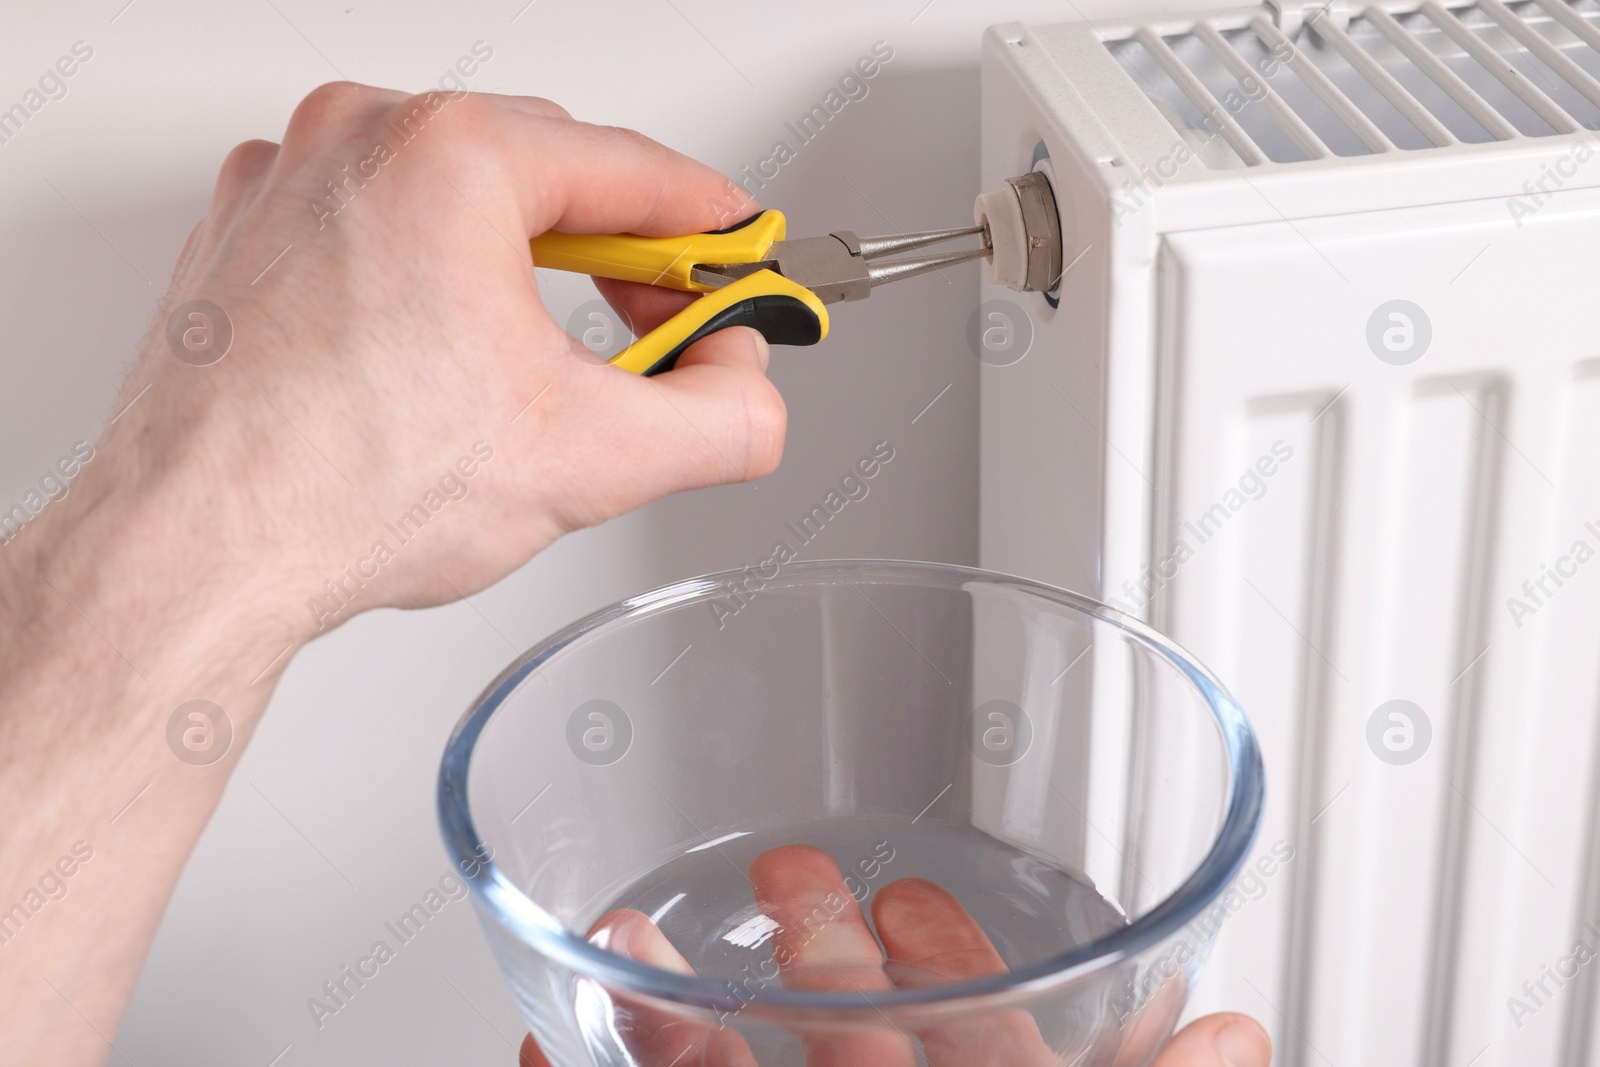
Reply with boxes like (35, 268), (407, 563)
(1414, 375), (1509, 1067)
(1564, 667), (1600, 1067)
(1153, 378), (1346, 1066)
(1281, 390), (1347, 1067)
(1547, 361), (1600, 1067)
(1345, 375), (1507, 1066)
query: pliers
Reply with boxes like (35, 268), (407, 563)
(528, 210), (990, 376)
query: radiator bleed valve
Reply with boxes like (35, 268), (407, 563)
(973, 171), (1063, 294)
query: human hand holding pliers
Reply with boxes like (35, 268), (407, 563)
(529, 210), (991, 375)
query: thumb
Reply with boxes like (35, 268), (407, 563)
(1154, 1014), (1272, 1067)
(605, 323), (786, 490)
(666, 321), (772, 374)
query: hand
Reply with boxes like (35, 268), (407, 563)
(48, 83), (785, 641)
(0, 84), (784, 1065)
(516, 846), (1270, 1067)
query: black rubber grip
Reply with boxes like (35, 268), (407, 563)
(641, 295), (824, 377)
(706, 210), (769, 235)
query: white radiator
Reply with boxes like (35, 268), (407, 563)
(978, 5), (1600, 1066)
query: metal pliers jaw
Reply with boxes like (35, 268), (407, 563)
(529, 210), (990, 376)
(692, 222), (993, 306)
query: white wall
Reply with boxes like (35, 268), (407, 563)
(0, 2), (1206, 1063)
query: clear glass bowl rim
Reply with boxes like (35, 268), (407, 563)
(437, 559), (1264, 1016)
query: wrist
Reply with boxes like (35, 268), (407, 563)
(0, 438), (308, 706)
(0, 413), (313, 1064)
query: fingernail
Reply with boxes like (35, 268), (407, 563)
(751, 329), (771, 371)
(1213, 1019), (1270, 1067)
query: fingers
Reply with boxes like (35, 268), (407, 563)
(274, 83), (753, 240)
(518, 1034), (552, 1067)
(204, 139), (279, 241)
(567, 325), (784, 502)
(593, 276), (693, 339)
(1110, 971), (1190, 1067)
(871, 879), (1057, 1067)
(275, 83), (755, 241)
(284, 81), (406, 132)
(588, 907), (694, 975)
(590, 278), (773, 374)
(468, 92), (572, 120)
(178, 138), (279, 286)
(278, 81), (405, 167)
(213, 137), (280, 196)
(520, 870), (1263, 1067)
(582, 909), (759, 1067)
(443, 99), (756, 237)
(663, 323), (773, 379)
(1146, 1014), (1271, 1067)
(748, 846), (915, 1067)
(629, 320), (782, 482)
(871, 878), (1008, 987)
(749, 846), (894, 994)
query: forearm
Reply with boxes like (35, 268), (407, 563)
(0, 84), (787, 1067)
(0, 458), (302, 1064)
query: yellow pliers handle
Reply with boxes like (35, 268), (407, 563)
(530, 210), (830, 376)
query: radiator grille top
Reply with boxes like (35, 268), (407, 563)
(1105, 0), (1600, 167)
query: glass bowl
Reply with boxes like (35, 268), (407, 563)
(438, 560), (1263, 1067)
